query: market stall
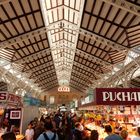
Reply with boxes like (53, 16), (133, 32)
(77, 88), (140, 139)
(0, 91), (23, 138)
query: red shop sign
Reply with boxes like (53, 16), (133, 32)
(96, 88), (140, 105)
(0, 92), (22, 105)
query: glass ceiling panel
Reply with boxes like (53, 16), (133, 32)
(53, 9), (58, 22)
(124, 50), (139, 65)
(58, 0), (63, 6)
(46, 0), (51, 9)
(133, 68), (140, 78)
(41, 0), (84, 86)
(52, 0), (57, 7)
(64, 0), (69, 6)
(64, 7), (68, 20)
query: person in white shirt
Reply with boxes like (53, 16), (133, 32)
(25, 123), (34, 140)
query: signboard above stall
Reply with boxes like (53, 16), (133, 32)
(96, 88), (140, 105)
(0, 92), (22, 106)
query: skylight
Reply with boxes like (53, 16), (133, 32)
(124, 49), (139, 65)
(4, 64), (11, 70)
(40, 0), (85, 86)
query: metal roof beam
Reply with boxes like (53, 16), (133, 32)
(55, 65), (71, 71)
(34, 74), (56, 83)
(133, 77), (140, 82)
(73, 61), (102, 78)
(99, 55), (140, 87)
(0, 66), (38, 93)
(33, 72), (56, 80)
(79, 28), (128, 52)
(57, 74), (70, 79)
(70, 84), (85, 93)
(39, 80), (58, 87)
(72, 70), (91, 79)
(42, 85), (58, 91)
(35, 75), (57, 83)
(24, 61), (54, 72)
(0, 21), (71, 49)
(71, 72), (93, 84)
(31, 70), (56, 79)
(71, 76), (88, 85)
(102, 0), (140, 17)
(47, 21), (128, 52)
(71, 70), (97, 82)
(30, 67), (55, 76)
(0, 0), (11, 5)
(0, 27), (48, 49)
(13, 48), (51, 64)
(70, 79), (88, 89)
(0, 19), (128, 53)
(0, 23), (61, 49)
(76, 49), (111, 66)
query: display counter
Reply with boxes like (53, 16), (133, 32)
(16, 134), (24, 140)
(84, 122), (108, 139)
(84, 122), (138, 140)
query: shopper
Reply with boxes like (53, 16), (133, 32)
(25, 123), (34, 140)
(33, 121), (45, 140)
(73, 122), (83, 140)
(1, 132), (16, 140)
(133, 127), (140, 140)
(53, 113), (62, 129)
(90, 130), (99, 140)
(104, 125), (123, 140)
(120, 130), (128, 140)
(37, 121), (59, 140)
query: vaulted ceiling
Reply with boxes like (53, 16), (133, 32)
(0, 0), (140, 96)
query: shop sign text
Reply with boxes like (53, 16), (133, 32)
(96, 88), (140, 105)
(0, 92), (22, 105)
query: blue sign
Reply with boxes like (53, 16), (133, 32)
(24, 96), (41, 106)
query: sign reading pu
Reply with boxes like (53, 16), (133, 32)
(96, 88), (140, 105)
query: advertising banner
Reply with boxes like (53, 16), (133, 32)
(96, 88), (140, 105)
(24, 96), (41, 106)
(0, 92), (22, 106)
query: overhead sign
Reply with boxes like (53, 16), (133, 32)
(24, 96), (41, 106)
(58, 86), (70, 92)
(0, 92), (22, 106)
(96, 88), (140, 105)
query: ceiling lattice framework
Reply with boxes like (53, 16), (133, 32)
(0, 0), (58, 92)
(0, 81), (8, 91)
(0, 0), (140, 94)
(71, 0), (140, 91)
(43, 0), (83, 88)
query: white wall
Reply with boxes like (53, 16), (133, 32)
(21, 106), (39, 134)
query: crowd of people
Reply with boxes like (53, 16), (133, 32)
(1, 111), (140, 140)
(23, 111), (140, 140)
